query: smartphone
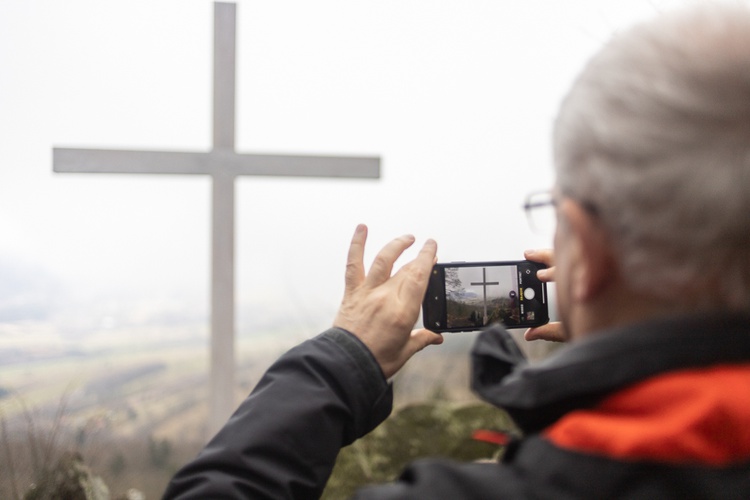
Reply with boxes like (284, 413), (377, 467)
(422, 260), (549, 333)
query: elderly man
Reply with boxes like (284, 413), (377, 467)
(164, 4), (750, 498)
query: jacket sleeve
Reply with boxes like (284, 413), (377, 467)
(162, 328), (393, 500)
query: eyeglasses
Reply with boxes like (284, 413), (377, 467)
(523, 190), (600, 235)
(523, 190), (557, 235)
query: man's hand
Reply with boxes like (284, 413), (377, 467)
(523, 249), (567, 342)
(334, 224), (444, 379)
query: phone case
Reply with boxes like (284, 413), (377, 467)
(422, 260), (549, 333)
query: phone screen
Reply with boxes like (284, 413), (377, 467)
(423, 261), (549, 332)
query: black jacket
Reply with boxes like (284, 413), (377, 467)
(164, 313), (750, 499)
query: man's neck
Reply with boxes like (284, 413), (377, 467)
(569, 288), (692, 341)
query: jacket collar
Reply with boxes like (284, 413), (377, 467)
(471, 312), (750, 433)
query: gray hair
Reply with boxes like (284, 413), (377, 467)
(554, 4), (750, 310)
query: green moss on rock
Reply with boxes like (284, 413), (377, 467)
(323, 401), (517, 499)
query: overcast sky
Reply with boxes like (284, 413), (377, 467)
(0, 0), (692, 337)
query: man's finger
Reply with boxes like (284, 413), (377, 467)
(524, 322), (566, 342)
(408, 328), (444, 353)
(397, 239), (438, 301)
(524, 248), (554, 267)
(536, 267), (556, 282)
(415, 239), (438, 268)
(365, 234), (416, 287)
(344, 224), (368, 290)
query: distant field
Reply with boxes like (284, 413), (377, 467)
(0, 320), (555, 498)
(0, 321), (308, 497)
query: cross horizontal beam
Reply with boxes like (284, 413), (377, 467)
(53, 147), (381, 178)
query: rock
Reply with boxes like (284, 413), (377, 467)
(323, 401), (517, 498)
(24, 452), (110, 500)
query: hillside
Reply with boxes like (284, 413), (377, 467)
(0, 319), (557, 498)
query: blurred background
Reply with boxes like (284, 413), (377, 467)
(0, 0), (693, 497)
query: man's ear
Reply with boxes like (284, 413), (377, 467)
(558, 199), (616, 302)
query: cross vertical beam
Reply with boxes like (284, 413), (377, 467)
(210, 171), (236, 435)
(214, 2), (236, 149)
(209, 2), (237, 438)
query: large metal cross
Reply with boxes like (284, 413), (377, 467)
(53, 2), (380, 437)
